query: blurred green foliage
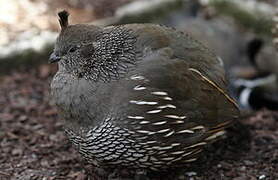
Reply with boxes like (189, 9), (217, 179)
(0, 44), (53, 75)
(210, 0), (273, 36)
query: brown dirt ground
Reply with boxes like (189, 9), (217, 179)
(0, 65), (277, 180)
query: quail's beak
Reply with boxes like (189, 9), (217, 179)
(49, 52), (61, 63)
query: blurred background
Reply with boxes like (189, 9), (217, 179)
(0, 0), (277, 179)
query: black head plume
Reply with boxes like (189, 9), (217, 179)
(247, 38), (264, 67)
(58, 10), (69, 30)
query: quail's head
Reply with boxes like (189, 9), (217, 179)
(50, 10), (137, 81)
(49, 11), (100, 78)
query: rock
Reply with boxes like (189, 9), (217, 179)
(12, 148), (23, 156)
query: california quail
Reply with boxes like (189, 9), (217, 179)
(50, 10), (239, 175)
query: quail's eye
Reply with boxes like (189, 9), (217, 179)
(68, 45), (78, 53)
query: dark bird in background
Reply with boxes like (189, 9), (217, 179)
(50, 10), (239, 178)
(232, 38), (278, 110)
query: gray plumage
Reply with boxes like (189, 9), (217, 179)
(50, 10), (239, 172)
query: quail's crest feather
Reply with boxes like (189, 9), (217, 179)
(58, 10), (69, 30)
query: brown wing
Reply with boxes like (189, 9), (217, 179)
(110, 45), (239, 166)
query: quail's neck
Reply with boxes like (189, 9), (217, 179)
(51, 72), (99, 132)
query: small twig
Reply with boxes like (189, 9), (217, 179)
(0, 171), (11, 177)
